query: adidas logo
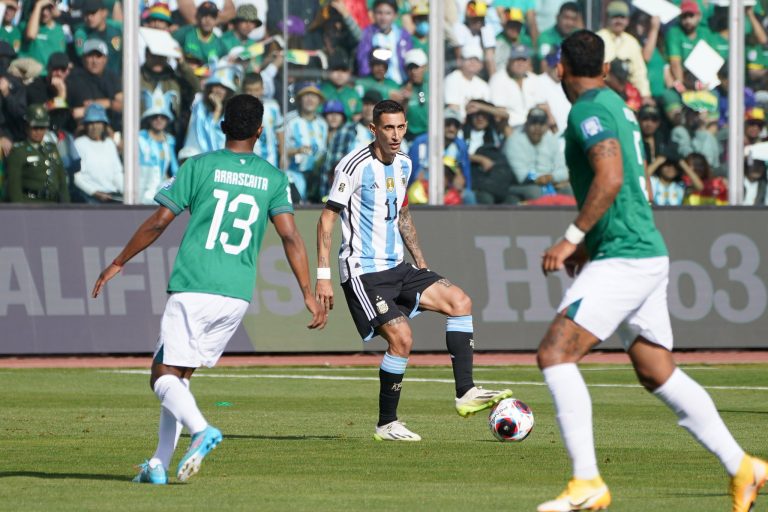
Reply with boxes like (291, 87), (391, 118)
(369, 182), (380, 190)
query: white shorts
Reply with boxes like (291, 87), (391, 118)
(557, 256), (673, 351)
(154, 292), (249, 368)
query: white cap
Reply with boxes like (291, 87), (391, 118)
(405, 48), (428, 67)
(460, 42), (483, 61)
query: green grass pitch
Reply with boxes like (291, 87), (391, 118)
(1, 364), (767, 511)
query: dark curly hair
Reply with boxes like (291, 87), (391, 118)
(221, 94), (264, 140)
(561, 30), (605, 78)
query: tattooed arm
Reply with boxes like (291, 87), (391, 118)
(541, 138), (623, 275)
(398, 205), (428, 268)
(316, 206), (340, 311)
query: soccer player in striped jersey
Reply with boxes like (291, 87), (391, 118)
(92, 94), (326, 484)
(536, 31), (767, 512)
(315, 100), (512, 441)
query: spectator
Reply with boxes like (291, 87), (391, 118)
(453, 1), (497, 78)
(0, 0), (21, 54)
(742, 156), (768, 206)
(605, 58), (642, 112)
(356, 0), (412, 85)
(321, 50), (362, 121)
(638, 104), (672, 163)
(489, 43), (544, 131)
(74, 0), (123, 75)
(242, 72), (282, 168)
(671, 102), (720, 169)
(66, 38), (122, 127)
(310, 0), (362, 58)
(494, 0), (539, 48)
(0, 41), (27, 145)
(410, 2), (429, 54)
(182, 62), (241, 154)
(502, 106), (568, 200)
(140, 50), (184, 135)
(142, 2), (172, 31)
(684, 151), (728, 205)
(391, 47), (428, 141)
(20, 0), (67, 71)
(444, 42), (490, 122)
(138, 88), (178, 204)
(745, 107), (765, 146)
(284, 82), (328, 203)
(666, 0), (710, 87)
(5, 104), (69, 203)
(27, 52), (71, 129)
(463, 99), (502, 155)
(597, 1), (651, 102)
(175, 0), (235, 26)
(535, 49), (570, 135)
(627, 10), (668, 99)
(351, 88), (380, 148)
(646, 153), (702, 206)
(495, 8), (532, 72)
(319, 98), (357, 198)
(221, 4), (262, 53)
(44, 105), (81, 201)
(73, 103), (123, 203)
(537, 1), (580, 73)
(442, 156), (465, 205)
(354, 48), (400, 101)
(173, 1), (226, 65)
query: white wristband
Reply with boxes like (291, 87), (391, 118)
(317, 267), (331, 280)
(564, 223), (585, 245)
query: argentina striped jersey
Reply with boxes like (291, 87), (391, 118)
(327, 144), (413, 283)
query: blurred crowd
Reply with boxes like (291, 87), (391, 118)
(0, 0), (767, 206)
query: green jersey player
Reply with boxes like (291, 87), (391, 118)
(536, 30), (767, 512)
(92, 94), (326, 485)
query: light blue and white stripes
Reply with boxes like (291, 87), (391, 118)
(447, 315), (474, 333)
(380, 353), (409, 375)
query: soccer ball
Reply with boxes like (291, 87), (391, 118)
(488, 398), (534, 442)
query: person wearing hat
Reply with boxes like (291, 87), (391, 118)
(348, 88), (382, 149)
(74, 0), (123, 75)
(243, 72), (282, 168)
(142, 2), (173, 31)
(495, 8), (533, 72)
(73, 102), (123, 203)
(389, 48), (428, 140)
(138, 87), (179, 204)
(0, 0), (21, 54)
(637, 103), (671, 164)
(172, 1), (226, 65)
(356, 0), (413, 85)
(453, 0), (497, 77)
(666, 0), (709, 86)
(535, 48), (571, 135)
(503, 106), (568, 200)
(671, 101), (721, 173)
(221, 4), (263, 53)
(745, 107), (766, 146)
(140, 48), (182, 135)
(489, 42), (545, 129)
(320, 50), (363, 121)
(320, 98), (357, 198)
(20, 0), (66, 71)
(537, 2), (581, 73)
(355, 48), (400, 106)
(444, 42), (491, 122)
(597, 1), (651, 101)
(66, 38), (122, 127)
(5, 104), (68, 203)
(284, 82), (327, 203)
(26, 52), (71, 123)
(410, 2), (429, 53)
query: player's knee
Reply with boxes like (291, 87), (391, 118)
(634, 366), (668, 392)
(536, 344), (557, 369)
(388, 332), (413, 357)
(448, 291), (472, 317)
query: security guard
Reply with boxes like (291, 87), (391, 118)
(5, 104), (69, 203)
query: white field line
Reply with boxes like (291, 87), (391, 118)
(105, 369), (768, 391)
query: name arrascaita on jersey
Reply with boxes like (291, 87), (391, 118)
(213, 169), (270, 191)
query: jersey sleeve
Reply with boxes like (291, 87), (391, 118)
(154, 157), (195, 215)
(268, 171), (294, 218)
(326, 155), (361, 210)
(567, 102), (619, 153)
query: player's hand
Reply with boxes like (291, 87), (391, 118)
(305, 295), (327, 329)
(563, 244), (588, 278)
(541, 238), (578, 276)
(315, 279), (334, 312)
(91, 263), (122, 298)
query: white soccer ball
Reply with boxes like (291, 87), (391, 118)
(488, 398), (534, 442)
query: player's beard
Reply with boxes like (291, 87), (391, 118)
(561, 80), (575, 104)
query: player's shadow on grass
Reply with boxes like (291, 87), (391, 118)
(0, 471), (132, 482)
(225, 434), (343, 441)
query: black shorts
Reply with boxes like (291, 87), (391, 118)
(341, 262), (443, 341)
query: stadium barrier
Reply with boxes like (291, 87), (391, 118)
(1, 206), (766, 354)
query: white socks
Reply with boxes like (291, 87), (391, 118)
(653, 368), (744, 476)
(543, 363), (599, 480)
(152, 374), (208, 467)
(150, 378), (189, 469)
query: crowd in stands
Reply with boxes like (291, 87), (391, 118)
(1, 0), (767, 206)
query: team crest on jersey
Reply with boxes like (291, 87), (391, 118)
(375, 296), (389, 314)
(581, 116), (603, 138)
(338, 182), (346, 193)
(386, 177), (395, 192)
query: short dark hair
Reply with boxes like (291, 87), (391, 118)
(559, 2), (581, 15)
(221, 94), (264, 140)
(561, 30), (605, 78)
(243, 72), (263, 88)
(372, 99), (405, 125)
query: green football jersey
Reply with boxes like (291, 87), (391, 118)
(155, 149), (294, 302)
(564, 87), (668, 261)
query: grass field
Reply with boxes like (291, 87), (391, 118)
(2, 363), (768, 511)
